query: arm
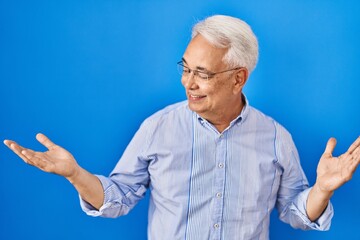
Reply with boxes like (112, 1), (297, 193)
(3, 133), (104, 210)
(306, 136), (360, 221)
(274, 123), (333, 230)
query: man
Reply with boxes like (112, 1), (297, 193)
(4, 15), (360, 240)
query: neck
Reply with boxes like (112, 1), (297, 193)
(211, 108), (243, 133)
(205, 97), (245, 133)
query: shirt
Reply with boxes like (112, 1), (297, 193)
(80, 97), (334, 240)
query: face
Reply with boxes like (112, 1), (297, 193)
(181, 34), (246, 123)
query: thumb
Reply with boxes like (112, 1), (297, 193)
(323, 137), (337, 156)
(36, 133), (57, 150)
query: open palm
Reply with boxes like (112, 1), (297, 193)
(4, 133), (79, 178)
(316, 137), (360, 192)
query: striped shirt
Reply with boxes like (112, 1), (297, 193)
(81, 98), (333, 240)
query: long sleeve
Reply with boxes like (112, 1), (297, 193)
(80, 120), (153, 218)
(274, 122), (334, 230)
(77, 100), (335, 239)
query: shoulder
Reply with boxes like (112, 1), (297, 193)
(246, 105), (276, 123)
(245, 105), (299, 166)
(147, 101), (189, 120)
(140, 100), (191, 129)
(245, 105), (292, 139)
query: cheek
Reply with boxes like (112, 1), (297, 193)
(210, 81), (226, 94)
(209, 81), (233, 100)
(181, 77), (186, 87)
(201, 84), (215, 95)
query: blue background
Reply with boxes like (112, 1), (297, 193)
(1, 1), (359, 239)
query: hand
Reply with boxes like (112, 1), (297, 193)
(315, 136), (360, 194)
(3, 133), (80, 179)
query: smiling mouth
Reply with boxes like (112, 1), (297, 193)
(188, 94), (206, 101)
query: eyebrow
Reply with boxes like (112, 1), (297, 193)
(181, 57), (208, 72)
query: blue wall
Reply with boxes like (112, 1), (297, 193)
(1, 1), (359, 239)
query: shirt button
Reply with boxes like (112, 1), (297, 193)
(219, 134), (224, 138)
(216, 192), (222, 198)
(218, 163), (224, 168)
(214, 223), (220, 229)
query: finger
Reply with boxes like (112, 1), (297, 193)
(347, 136), (360, 154)
(36, 133), (57, 150)
(343, 143), (360, 162)
(352, 145), (360, 164)
(21, 149), (37, 159)
(21, 149), (49, 167)
(4, 140), (25, 156)
(3, 139), (10, 146)
(22, 150), (52, 172)
(323, 137), (337, 156)
(347, 156), (359, 177)
(4, 140), (36, 164)
(343, 147), (360, 171)
(4, 140), (21, 150)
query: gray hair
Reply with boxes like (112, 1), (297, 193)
(192, 15), (259, 74)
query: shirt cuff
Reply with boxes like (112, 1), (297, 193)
(290, 187), (334, 230)
(79, 175), (121, 217)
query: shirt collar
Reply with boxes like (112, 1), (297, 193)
(195, 93), (250, 127)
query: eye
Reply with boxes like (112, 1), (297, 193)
(196, 71), (209, 80)
(182, 67), (191, 74)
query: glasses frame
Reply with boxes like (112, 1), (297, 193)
(177, 61), (242, 81)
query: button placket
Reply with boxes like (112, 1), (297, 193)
(210, 132), (227, 239)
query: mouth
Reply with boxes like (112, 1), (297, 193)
(188, 93), (206, 101)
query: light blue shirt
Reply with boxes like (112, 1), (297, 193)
(80, 97), (333, 240)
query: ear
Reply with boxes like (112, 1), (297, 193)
(233, 68), (248, 94)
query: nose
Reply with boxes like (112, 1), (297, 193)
(182, 72), (198, 89)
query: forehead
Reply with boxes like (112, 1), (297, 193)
(183, 34), (228, 70)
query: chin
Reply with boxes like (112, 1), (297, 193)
(188, 103), (206, 115)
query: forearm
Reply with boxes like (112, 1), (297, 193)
(306, 183), (333, 221)
(67, 166), (104, 210)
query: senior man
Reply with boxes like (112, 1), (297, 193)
(4, 15), (360, 240)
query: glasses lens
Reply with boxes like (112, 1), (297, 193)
(177, 63), (185, 76)
(196, 71), (209, 80)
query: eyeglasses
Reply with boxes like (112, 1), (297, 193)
(177, 61), (242, 81)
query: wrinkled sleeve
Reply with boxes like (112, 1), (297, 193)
(80, 120), (154, 218)
(274, 122), (334, 230)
